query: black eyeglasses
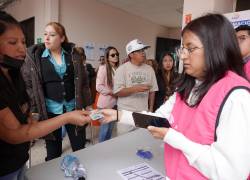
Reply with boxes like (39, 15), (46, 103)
(178, 46), (203, 56)
(110, 53), (119, 58)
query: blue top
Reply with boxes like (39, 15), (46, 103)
(42, 48), (75, 114)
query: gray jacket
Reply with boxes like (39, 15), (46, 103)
(21, 43), (92, 139)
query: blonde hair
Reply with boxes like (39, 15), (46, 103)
(46, 22), (69, 43)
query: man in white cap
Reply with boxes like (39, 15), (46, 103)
(113, 39), (158, 112)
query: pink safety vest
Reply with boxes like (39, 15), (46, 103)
(244, 59), (250, 81)
(165, 71), (250, 179)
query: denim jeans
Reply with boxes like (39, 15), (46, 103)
(0, 165), (26, 180)
(98, 121), (115, 142)
(61, 125), (67, 138)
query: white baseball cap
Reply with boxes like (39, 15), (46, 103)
(126, 39), (150, 55)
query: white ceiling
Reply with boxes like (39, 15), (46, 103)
(96, 0), (184, 28)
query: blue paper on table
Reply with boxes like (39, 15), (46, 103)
(60, 154), (86, 180)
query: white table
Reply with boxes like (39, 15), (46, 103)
(25, 128), (165, 180)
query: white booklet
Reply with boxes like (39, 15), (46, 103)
(117, 162), (165, 180)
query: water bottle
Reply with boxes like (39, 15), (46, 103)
(61, 155), (86, 180)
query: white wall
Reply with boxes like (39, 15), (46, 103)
(5, 0), (181, 67)
(212, 0), (236, 14)
(59, 0), (175, 65)
(168, 27), (182, 40)
(182, 0), (235, 27)
(5, 0), (46, 43)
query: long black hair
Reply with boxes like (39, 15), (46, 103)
(158, 52), (176, 86)
(104, 46), (119, 88)
(0, 11), (21, 35)
(177, 13), (245, 106)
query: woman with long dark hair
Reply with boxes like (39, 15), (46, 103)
(96, 46), (119, 142)
(154, 52), (178, 110)
(100, 14), (250, 179)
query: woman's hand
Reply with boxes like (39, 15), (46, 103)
(67, 110), (91, 126)
(99, 109), (117, 123)
(147, 126), (169, 140)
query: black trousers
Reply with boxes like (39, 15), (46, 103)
(45, 111), (86, 161)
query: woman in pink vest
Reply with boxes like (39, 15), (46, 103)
(99, 14), (250, 179)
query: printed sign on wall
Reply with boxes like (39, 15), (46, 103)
(224, 10), (250, 28)
(84, 42), (109, 61)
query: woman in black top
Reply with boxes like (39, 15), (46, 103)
(0, 11), (90, 179)
(154, 52), (178, 111)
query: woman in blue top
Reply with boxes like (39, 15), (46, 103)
(22, 22), (92, 161)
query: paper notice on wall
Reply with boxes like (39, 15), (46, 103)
(97, 43), (108, 57)
(117, 162), (165, 180)
(84, 42), (110, 61)
(84, 42), (95, 60)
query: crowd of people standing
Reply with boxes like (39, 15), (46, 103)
(0, 10), (249, 180)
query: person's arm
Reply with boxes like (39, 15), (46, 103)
(21, 55), (36, 112)
(0, 108), (90, 144)
(114, 85), (150, 97)
(148, 91), (155, 112)
(113, 66), (150, 97)
(96, 66), (112, 95)
(100, 109), (134, 125)
(148, 68), (158, 112)
(154, 93), (176, 118)
(100, 94), (176, 125)
(150, 89), (250, 179)
(114, 87), (134, 97)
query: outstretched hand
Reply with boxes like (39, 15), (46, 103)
(67, 110), (91, 126)
(147, 126), (169, 140)
(99, 109), (117, 124)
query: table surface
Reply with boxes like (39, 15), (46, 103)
(25, 128), (165, 180)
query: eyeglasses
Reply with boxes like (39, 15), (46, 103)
(110, 53), (119, 58)
(237, 35), (250, 43)
(177, 46), (203, 56)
